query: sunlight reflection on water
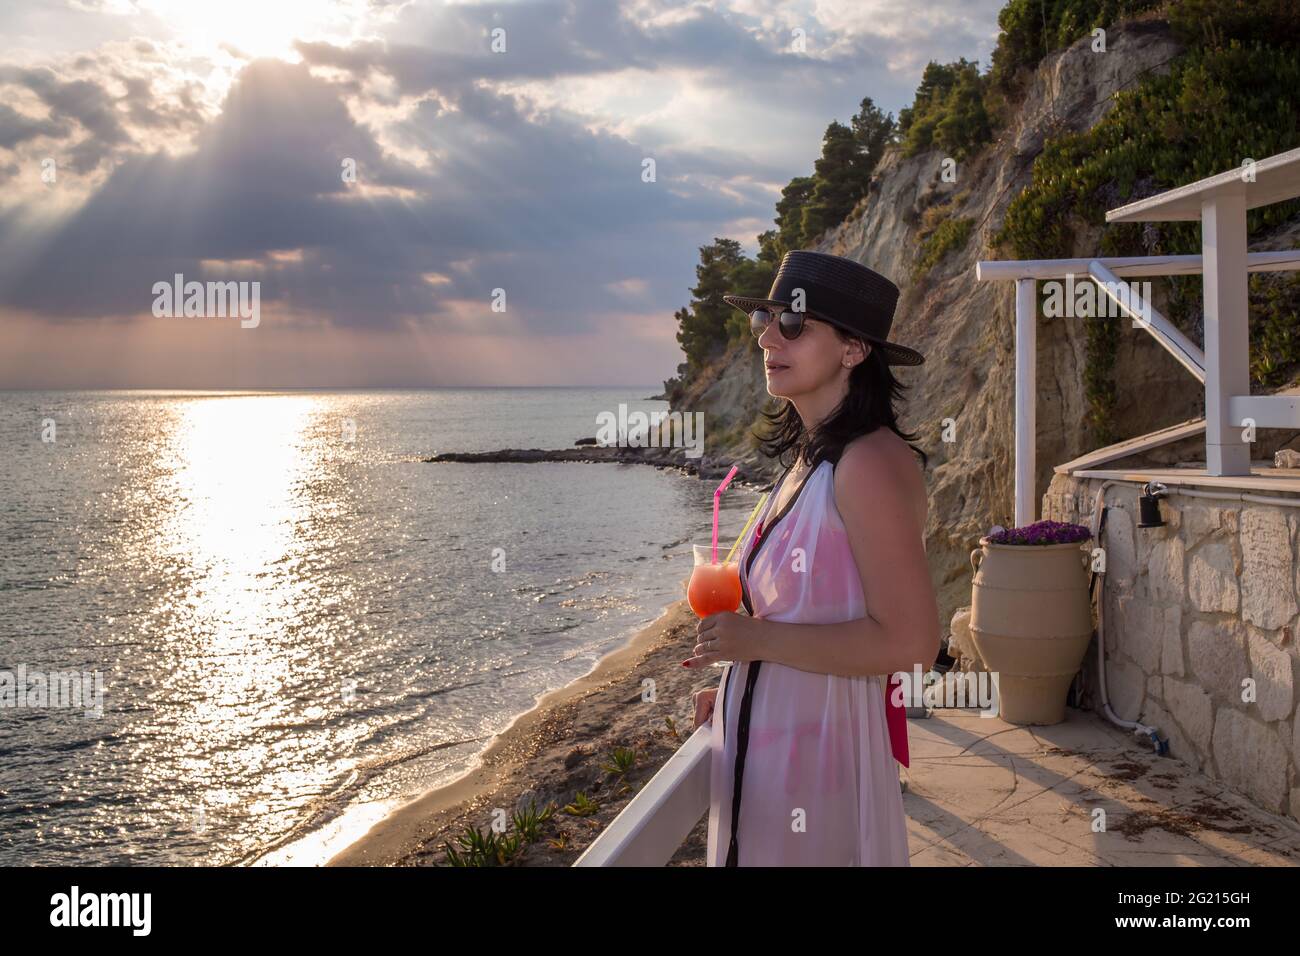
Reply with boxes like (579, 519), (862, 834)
(0, 389), (759, 864)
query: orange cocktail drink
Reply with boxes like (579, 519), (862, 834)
(688, 544), (741, 617)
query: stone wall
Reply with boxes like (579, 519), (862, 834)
(1036, 471), (1300, 822)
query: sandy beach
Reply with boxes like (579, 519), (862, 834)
(327, 599), (714, 866)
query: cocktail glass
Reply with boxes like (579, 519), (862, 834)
(688, 544), (741, 668)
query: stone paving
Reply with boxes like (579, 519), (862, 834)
(904, 707), (1300, 865)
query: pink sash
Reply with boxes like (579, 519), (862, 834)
(884, 674), (909, 768)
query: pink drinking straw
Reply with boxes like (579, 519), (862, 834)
(711, 465), (739, 563)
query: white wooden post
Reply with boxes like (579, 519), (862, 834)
(1201, 188), (1252, 476)
(1015, 277), (1036, 526)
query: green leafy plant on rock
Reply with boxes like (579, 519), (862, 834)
(913, 217), (975, 280)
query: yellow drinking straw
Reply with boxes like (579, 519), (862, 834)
(723, 493), (769, 564)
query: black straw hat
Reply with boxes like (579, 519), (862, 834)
(722, 250), (924, 366)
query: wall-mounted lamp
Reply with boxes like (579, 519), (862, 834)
(1138, 480), (1168, 528)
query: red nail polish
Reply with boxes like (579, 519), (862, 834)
(681, 660), (692, 667)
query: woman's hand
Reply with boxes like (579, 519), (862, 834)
(683, 611), (766, 668)
(692, 688), (718, 729)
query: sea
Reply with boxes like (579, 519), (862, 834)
(0, 388), (762, 865)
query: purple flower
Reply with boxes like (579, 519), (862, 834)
(986, 519), (1092, 546)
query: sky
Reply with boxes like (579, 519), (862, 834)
(0, 0), (1003, 388)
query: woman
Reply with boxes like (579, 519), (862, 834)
(684, 250), (940, 866)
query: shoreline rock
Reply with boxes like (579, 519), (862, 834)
(424, 445), (774, 487)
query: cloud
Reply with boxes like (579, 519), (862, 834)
(0, 56), (746, 338)
(0, 101), (68, 149)
(0, 65), (133, 172)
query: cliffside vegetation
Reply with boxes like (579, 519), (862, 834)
(897, 59), (993, 162)
(665, 0), (1300, 454)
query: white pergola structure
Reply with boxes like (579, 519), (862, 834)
(976, 147), (1300, 527)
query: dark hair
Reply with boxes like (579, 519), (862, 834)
(755, 329), (928, 472)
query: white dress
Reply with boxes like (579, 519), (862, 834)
(705, 458), (911, 866)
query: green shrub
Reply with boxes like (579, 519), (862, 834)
(913, 217), (975, 279)
(898, 60), (993, 162)
(990, 0), (1166, 92)
(1250, 272), (1300, 390)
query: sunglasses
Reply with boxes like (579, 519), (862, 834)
(749, 307), (817, 340)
